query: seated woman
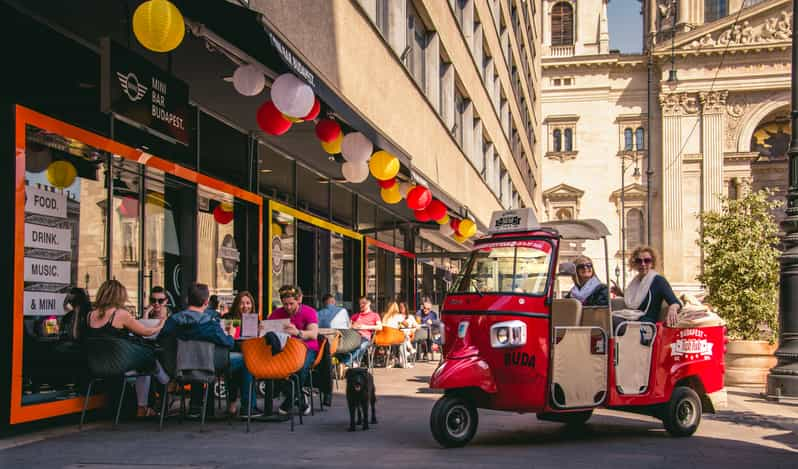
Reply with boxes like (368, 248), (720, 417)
(564, 255), (609, 307)
(85, 280), (166, 418)
(381, 301), (409, 368)
(611, 246), (681, 327)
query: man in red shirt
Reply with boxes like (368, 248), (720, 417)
(349, 296), (381, 366)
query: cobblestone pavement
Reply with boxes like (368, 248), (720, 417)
(1, 362), (797, 468)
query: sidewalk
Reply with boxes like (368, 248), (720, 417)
(709, 386), (798, 434)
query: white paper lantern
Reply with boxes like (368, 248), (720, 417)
(398, 182), (413, 199)
(340, 132), (373, 164)
(270, 73), (315, 118)
(232, 64), (265, 96)
(440, 223), (455, 237)
(341, 162), (370, 183)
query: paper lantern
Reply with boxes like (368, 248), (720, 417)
(315, 119), (341, 143)
(341, 132), (373, 164)
(46, 160), (77, 189)
(406, 186), (431, 211)
(271, 223), (283, 238)
(213, 205), (234, 224)
(303, 98), (321, 121)
(440, 222), (455, 236)
(453, 233), (467, 243)
(232, 64), (265, 96)
(271, 73), (315, 118)
(282, 113), (304, 123)
(450, 218), (462, 235)
(257, 101), (292, 136)
(119, 196), (139, 218)
(368, 150), (400, 181)
(26, 144), (52, 173)
(398, 182), (414, 199)
(377, 178), (397, 189)
(220, 201), (234, 212)
(414, 209), (432, 222)
(320, 132), (343, 154)
(436, 214), (450, 225)
(459, 219), (477, 238)
(426, 200), (447, 221)
(341, 162), (369, 183)
(380, 185), (402, 204)
(132, 0), (185, 53)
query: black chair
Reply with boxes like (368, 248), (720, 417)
(79, 336), (157, 430)
(334, 329), (365, 373)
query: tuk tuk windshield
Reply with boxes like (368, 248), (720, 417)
(454, 239), (553, 296)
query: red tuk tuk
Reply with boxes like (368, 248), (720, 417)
(429, 209), (727, 447)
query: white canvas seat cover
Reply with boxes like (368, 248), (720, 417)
(551, 327), (607, 408)
(615, 322), (656, 395)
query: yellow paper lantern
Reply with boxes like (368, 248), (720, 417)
(459, 219), (477, 238)
(46, 160), (77, 189)
(271, 223), (283, 237)
(220, 202), (234, 212)
(380, 185), (402, 204)
(133, 0), (186, 53)
(282, 113), (304, 123)
(321, 132), (343, 154)
(436, 214), (450, 225)
(453, 233), (467, 243)
(368, 150), (400, 181)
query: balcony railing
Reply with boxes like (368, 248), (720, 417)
(549, 45), (574, 58)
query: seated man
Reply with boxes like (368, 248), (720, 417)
(317, 293), (351, 329)
(349, 296), (382, 366)
(159, 283), (255, 417)
(269, 285), (319, 416)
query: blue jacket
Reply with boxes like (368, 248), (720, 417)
(160, 308), (234, 349)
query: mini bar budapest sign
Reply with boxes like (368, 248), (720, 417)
(101, 38), (190, 145)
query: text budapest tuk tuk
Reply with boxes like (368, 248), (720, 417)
(429, 208), (726, 448)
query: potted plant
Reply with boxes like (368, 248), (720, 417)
(698, 188), (781, 387)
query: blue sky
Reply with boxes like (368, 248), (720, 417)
(608, 0), (644, 53)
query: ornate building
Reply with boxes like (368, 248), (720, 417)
(541, 0), (791, 291)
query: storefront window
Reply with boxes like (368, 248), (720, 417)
(21, 124), (108, 405)
(259, 143), (295, 204)
(271, 209), (295, 309)
(111, 158), (142, 316)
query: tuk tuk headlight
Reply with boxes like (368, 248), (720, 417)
(490, 320), (527, 348)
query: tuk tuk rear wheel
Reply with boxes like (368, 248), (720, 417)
(430, 395), (479, 448)
(663, 386), (702, 437)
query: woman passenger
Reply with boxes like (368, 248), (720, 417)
(611, 246), (681, 327)
(565, 255), (609, 307)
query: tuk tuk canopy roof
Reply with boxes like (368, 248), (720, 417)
(540, 219), (611, 240)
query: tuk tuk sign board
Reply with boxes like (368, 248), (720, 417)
(488, 208), (540, 234)
(670, 328), (714, 361)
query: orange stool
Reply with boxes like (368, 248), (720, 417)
(369, 326), (406, 372)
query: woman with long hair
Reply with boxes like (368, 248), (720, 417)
(611, 246), (681, 327)
(62, 287), (92, 342)
(229, 291), (256, 319)
(564, 255), (609, 307)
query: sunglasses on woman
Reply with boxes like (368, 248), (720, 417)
(576, 263), (593, 270)
(634, 257), (653, 265)
(150, 297), (167, 305)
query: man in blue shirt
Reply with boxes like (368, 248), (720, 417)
(317, 293), (350, 329)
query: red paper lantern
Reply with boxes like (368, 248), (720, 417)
(450, 218), (462, 235)
(213, 205), (234, 224)
(257, 101), (292, 136)
(315, 118), (341, 143)
(426, 200), (447, 221)
(118, 196), (139, 218)
(378, 178), (397, 189)
(303, 97), (321, 121)
(414, 209), (431, 222)
(406, 186), (432, 211)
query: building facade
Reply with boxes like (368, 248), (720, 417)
(541, 0), (790, 291)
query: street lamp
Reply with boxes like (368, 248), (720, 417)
(767, 0), (798, 398)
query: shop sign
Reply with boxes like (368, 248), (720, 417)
(219, 234), (240, 274)
(24, 224), (71, 252)
(272, 236), (283, 275)
(24, 291), (67, 316)
(488, 208), (540, 234)
(101, 39), (190, 145)
(25, 186), (67, 218)
(267, 32), (315, 88)
(24, 258), (70, 284)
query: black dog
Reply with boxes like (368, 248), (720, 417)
(345, 367), (377, 431)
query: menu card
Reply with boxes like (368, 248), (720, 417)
(259, 318), (290, 336)
(240, 313), (260, 338)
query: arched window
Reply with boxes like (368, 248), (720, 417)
(564, 128), (573, 152)
(551, 2), (574, 46)
(625, 209), (644, 250)
(553, 129), (562, 152)
(635, 127), (645, 150)
(624, 128), (634, 151)
(556, 207), (574, 220)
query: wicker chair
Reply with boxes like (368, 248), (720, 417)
(369, 326), (406, 372)
(240, 337), (307, 432)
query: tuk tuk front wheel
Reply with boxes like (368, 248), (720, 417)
(430, 395), (479, 448)
(663, 386), (702, 437)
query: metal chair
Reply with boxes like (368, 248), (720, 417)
(157, 338), (219, 432)
(369, 326), (406, 372)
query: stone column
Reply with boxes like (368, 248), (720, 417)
(700, 91), (728, 214)
(659, 92), (698, 282)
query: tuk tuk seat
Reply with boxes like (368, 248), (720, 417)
(551, 298), (583, 327)
(581, 306), (611, 334)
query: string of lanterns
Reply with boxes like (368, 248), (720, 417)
(129, 0), (478, 243)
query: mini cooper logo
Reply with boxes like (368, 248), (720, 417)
(117, 72), (148, 102)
